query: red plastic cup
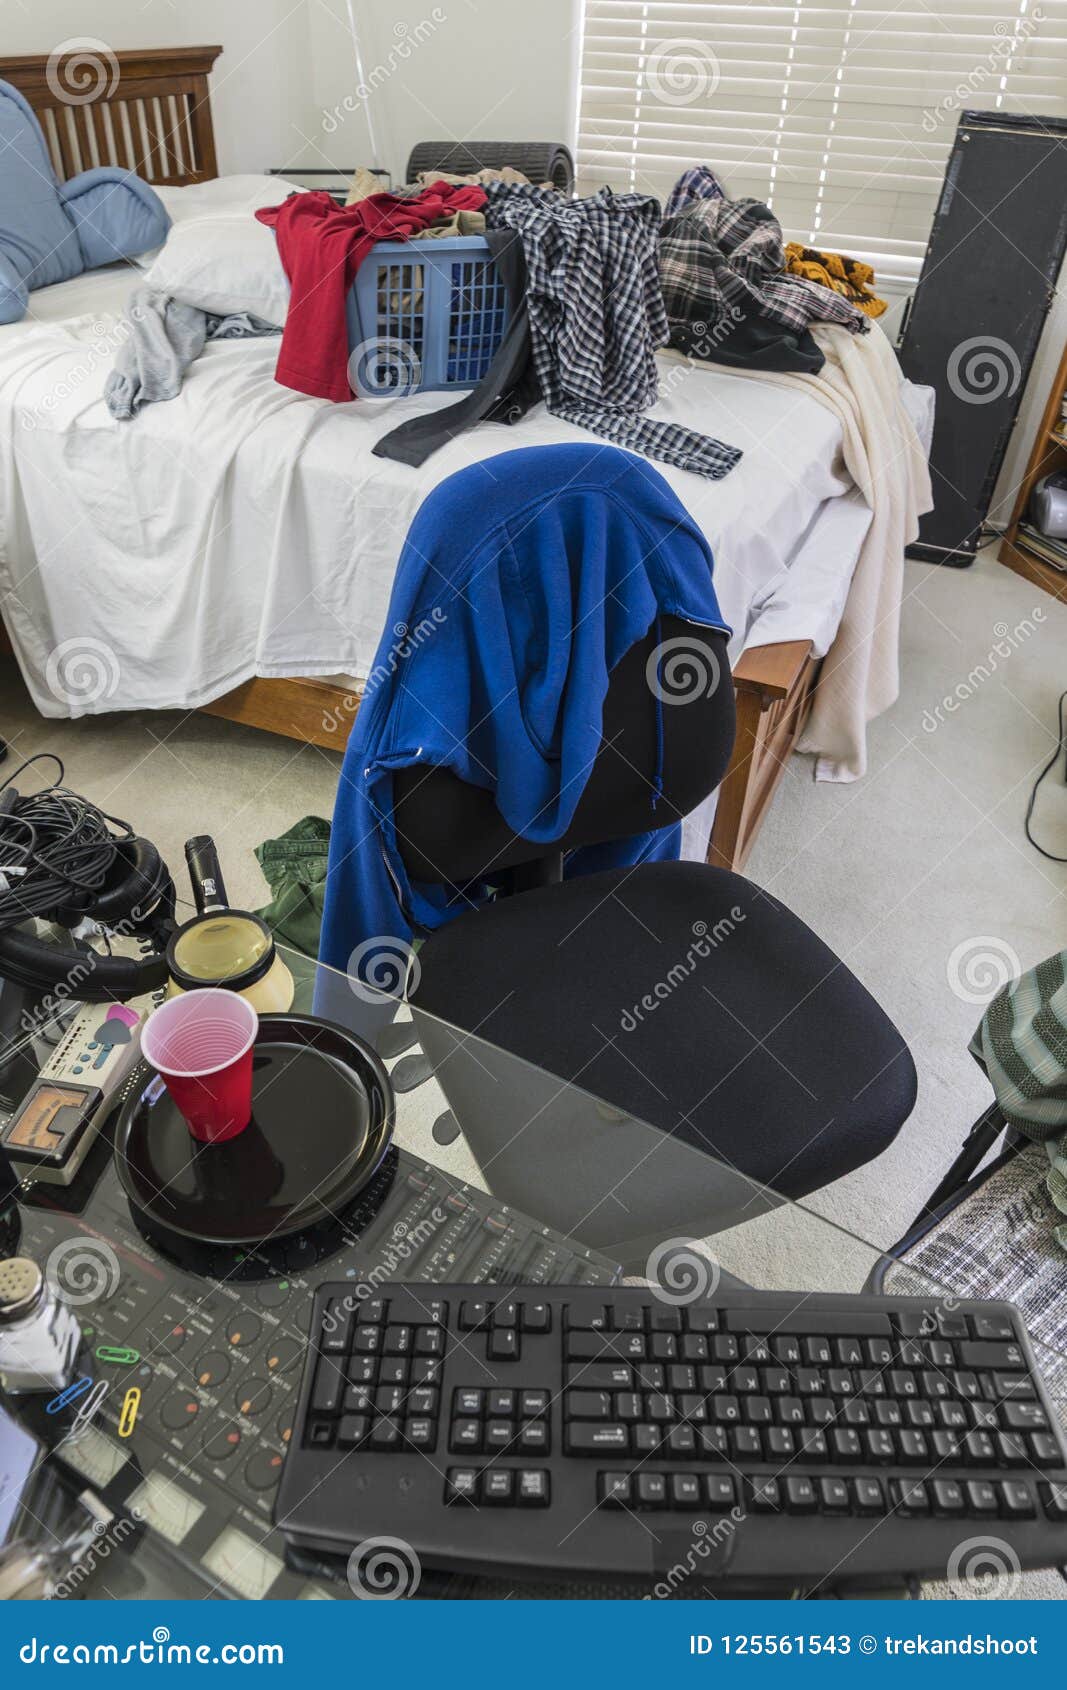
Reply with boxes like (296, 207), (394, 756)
(141, 990), (259, 1145)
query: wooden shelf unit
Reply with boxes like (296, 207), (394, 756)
(999, 339), (1067, 604)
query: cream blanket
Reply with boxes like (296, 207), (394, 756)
(706, 321), (933, 781)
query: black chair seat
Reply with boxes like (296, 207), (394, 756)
(411, 861), (916, 1202)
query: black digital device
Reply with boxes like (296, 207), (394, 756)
(8, 1133), (620, 1599)
(278, 1283), (1067, 1594)
(899, 111), (1067, 566)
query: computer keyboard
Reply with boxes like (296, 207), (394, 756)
(275, 1285), (1067, 1592)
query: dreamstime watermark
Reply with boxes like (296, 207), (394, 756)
(45, 37), (119, 106)
(922, 11), (1044, 133)
(620, 909), (745, 1032)
(17, 916), (143, 1038)
(946, 1534), (1023, 1599)
(920, 609), (1046, 732)
(947, 336), (1021, 405)
(323, 12), (447, 133)
(347, 935), (421, 1004)
(320, 1208), (448, 1327)
(45, 1237), (121, 1307)
(646, 1237), (722, 1305)
(45, 636), (121, 708)
(19, 1630), (283, 1666)
(644, 1512), (745, 1598)
(645, 38), (721, 107)
(346, 1535), (422, 1599)
(321, 609), (447, 731)
(348, 334), (424, 399)
(647, 635), (724, 706)
(659, 307), (746, 392)
(52, 1510), (143, 1600)
(21, 306), (150, 432)
(946, 935), (1021, 1005)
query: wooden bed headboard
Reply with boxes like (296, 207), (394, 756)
(0, 45), (222, 186)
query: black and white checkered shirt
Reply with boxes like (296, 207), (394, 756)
(485, 183), (742, 480)
(660, 196), (870, 351)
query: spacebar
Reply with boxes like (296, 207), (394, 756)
(722, 1307), (893, 1336)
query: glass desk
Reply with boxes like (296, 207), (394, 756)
(0, 932), (1063, 1601)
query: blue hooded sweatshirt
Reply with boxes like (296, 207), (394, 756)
(317, 443), (729, 1006)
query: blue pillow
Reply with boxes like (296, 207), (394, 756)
(0, 79), (171, 324)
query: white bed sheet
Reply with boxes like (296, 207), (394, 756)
(0, 255), (890, 722)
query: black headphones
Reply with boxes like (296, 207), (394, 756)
(0, 837), (174, 1001)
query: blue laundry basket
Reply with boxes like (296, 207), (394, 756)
(345, 236), (511, 398)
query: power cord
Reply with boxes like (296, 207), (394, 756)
(1024, 689), (1067, 863)
(0, 753), (136, 930)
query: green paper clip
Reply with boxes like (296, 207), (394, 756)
(95, 1345), (140, 1366)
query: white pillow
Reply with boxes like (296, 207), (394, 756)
(152, 173), (303, 226)
(141, 211), (290, 325)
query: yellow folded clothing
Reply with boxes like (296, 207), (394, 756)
(784, 241), (887, 318)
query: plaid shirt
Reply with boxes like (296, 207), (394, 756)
(663, 164), (726, 220)
(660, 196), (870, 351)
(485, 183), (741, 480)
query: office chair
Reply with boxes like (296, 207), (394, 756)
(401, 615), (916, 1266)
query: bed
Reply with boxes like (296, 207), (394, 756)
(0, 45), (931, 871)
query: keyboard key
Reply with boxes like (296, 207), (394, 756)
(965, 1480), (998, 1515)
(569, 1363), (632, 1390)
(1031, 1434), (1062, 1466)
(445, 1469), (478, 1506)
(565, 1424), (629, 1456)
(520, 1390), (549, 1418)
(706, 1475), (736, 1509)
(518, 1421), (549, 1454)
(522, 1302), (551, 1333)
(1040, 1482), (1067, 1521)
(565, 1390), (611, 1420)
(518, 1470), (550, 1507)
(599, 1473), (631, 1508)
(931, 1480), (965, 1515)
(993, 1371), (1035, 1400)
(405, 1417), (436, 1449)
(482, 1470), (514, 1505)
(450, 1419), (482, 1453)
(454, 1388), (483, 1417)
(853, 1478), (885, 1515)
(488, 1329), (519, 1362)
(998, 1481), (1036, 1518)
(1002, 1402), (1048, 1433)
(667, 1425), (697, 1459)
(383, 1325), (412, 1355)
(485, 1420), (514, 1451)
(819, 1478), (850, 1514)
(311, 1357), (344, 1415)
(783, 1476), (817, 1514)
(408, 1387), (438, 1416)
(750, 1477), (781, 1512)
(959, 1340), (1026, 1371)
(458, 1301), (491, 1331)
(369, 1417), (402, 1451)
(973, 1313), (1015, 1341)
(636, 1474), (667, 1509)
(488, 1390), (515, 1417)
(686, 1307), (719, 1333)
(337, 1414), (368, 1448)
(671, 1474), (703, 1509)
(891, 1479), (929, 1515)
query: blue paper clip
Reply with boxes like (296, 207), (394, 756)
(46, 1375), (92, 1415)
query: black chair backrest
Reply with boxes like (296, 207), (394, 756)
(393, 614), (735, 887)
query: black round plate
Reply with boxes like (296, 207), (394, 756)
(114, 1013), (394, 1246)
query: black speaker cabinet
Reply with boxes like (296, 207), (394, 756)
(898, 111), (1067, 566)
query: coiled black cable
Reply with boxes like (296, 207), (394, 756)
(0, 753), (135, 931)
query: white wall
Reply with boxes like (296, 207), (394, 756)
(296, 0), (581, 183)
(3, 0), (313, 176)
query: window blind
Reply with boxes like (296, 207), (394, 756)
(576, 0), (1067, 279)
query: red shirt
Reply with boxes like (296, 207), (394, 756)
(256, 184), (488, 402)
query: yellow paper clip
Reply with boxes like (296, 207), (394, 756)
(117, 1386), (141, 1439)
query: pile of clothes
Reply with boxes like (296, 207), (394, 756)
(106, 154), (893, 491)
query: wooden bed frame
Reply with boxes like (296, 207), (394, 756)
(0, 44), (820, 873)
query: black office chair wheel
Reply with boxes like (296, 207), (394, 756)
(409, 861), (916, 1262)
